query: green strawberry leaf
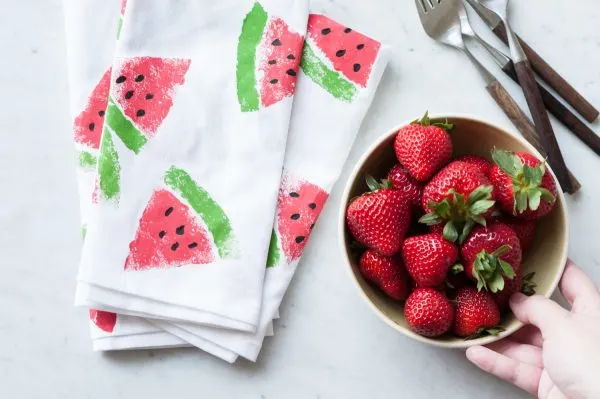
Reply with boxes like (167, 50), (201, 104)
(492, 148), (518, 177)
(443, 221), (459, 243)
(365, 175), (380, 192)
(459, 220), (475, 243)
(540, 188), (556, 203)
(452, 264), (464, 274)
(470, 200), (495, 215)
(491, 244), (511, 258)
(516, 191), (528, 214)
(467, 185), (493, 205)
(522, 272), (537, 296)
(489, 268), (505, 293)
(471, 214), (486, 227)
(433, 119), (454, 131)
(528, 189), (542, 211)
(523, 164), (538, 184)
(419, 212), (441, 226)
(499, 259), (515, 280)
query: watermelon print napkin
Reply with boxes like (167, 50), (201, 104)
(64, 0), (184, 349)
(76, 0), (309, 333)
(152, 13), (390, 362)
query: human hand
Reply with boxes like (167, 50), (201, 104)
(465, 260), (600, 399)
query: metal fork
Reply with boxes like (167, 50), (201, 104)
(474, 0), (573, 193)
(414, 1), (542, 152)
(456, 4), (580, 190)
(459, 4), (600, 159)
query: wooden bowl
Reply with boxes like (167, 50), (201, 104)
(338, 115), (569, 347)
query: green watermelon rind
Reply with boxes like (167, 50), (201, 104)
(266, 229), (280, 268)
(236, 2), (268, 113)
(98, 128), (121, 201)
(164, 166), (236, 259)
(79, 151), (97, 169)
(116, 17), (123, 39)
(300, 42), (357, 102)
(105, 98), (147, 154)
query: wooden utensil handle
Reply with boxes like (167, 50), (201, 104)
(513, 60), (574, 193)
(493, 23), (599, 123)
(501, 62), (600, 157)
(486, 80), (581, 192)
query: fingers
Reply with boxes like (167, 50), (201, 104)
(559, 260), (600, 313)
(466, 346), (542, 395)
(510, 325), (543, 348)
(486, 339), (543, 368)
(510, 293), (569, 337)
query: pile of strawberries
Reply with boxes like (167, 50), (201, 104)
(346, 113), (557, 339)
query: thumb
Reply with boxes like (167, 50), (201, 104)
(510, 293), (568, 337)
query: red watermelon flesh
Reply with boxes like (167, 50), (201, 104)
(125, 189), (214, 271)
(277, 178), (329, 262)
(307, 14), (381, 87)
(120, 0), (127, 15)
(74, 68), (111, 149)
(89, 309), (117, 333)
(259, 18), (303, 107)
(112, 57), (191, 138)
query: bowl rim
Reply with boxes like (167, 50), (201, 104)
(338, 113), (569, 348)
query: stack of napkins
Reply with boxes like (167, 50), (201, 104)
(64, 0), (390, 362)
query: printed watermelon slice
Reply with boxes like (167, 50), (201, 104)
(301, 14), (381, 102)
(125, 166), (237, 271)
(105, 57), (191, 154)
(117, 0), (127, 38)
(73, 68), (111, 168)
(267, 176), (328, 267)
(89, 309), (117, 333)
(236, 2), (304, 112)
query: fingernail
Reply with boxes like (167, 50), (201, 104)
(510, 292), (527, 304)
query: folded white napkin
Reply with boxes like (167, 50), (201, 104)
(64, 0), (181, 349)
(155, 13), (390, 361)
(76, 0), (309, 332)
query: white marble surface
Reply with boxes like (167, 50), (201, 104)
(1, 0), (599, 398)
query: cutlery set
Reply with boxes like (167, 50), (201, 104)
(415, 0), (599, 194)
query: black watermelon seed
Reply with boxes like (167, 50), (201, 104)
(188, 242), (198, 249)
(344, 27), (352, 33)
(286, 69), (297, 76)
(88, 123), (95, 131)
(287, 54), (295, 60)
(158, 230), (166, 238)
(336, 49), (346, 57)
(125, 90), (134, 99)
(357, 43), (365, 50)
(295, 236), (305, 243)
(98, 110), (105, 117)
(309, 202), (317, 209)
(310, 223), (315, 230)
(272, 39), (282, 46)
(353, 63), (361, 72)
(165, 207), (174, 216)
(136, 109), (145, 117)
(145, 93), (154, 100)
(175, 225), (185, 235)
(134, 74), (144, 82)
(291, 213), (300, 220)
(268, 60), (277, 65)
(270, 79), (278, 84)
(289, 192), (299, 198)
(321, 28), (331, 35)
(115, 75), (126, 84)
(171, 242), (179, 251)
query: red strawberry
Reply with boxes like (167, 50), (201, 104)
(359, 249), (410, 300)
(453, 287), (501, 338)
(454, 155), (493, 177)
(501, 217), (536, 253)
(493, 271), (536, 309)
(404, 288), (454, 337)
(419, 161), (496, 243)
(394, 112), (453, 182)
(402, 234), (458, 287)
(387, 164), (423, 209)
(490, 149), (557, 220)
(461, 223), (522, 293)
(346, 176), (412, 256)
